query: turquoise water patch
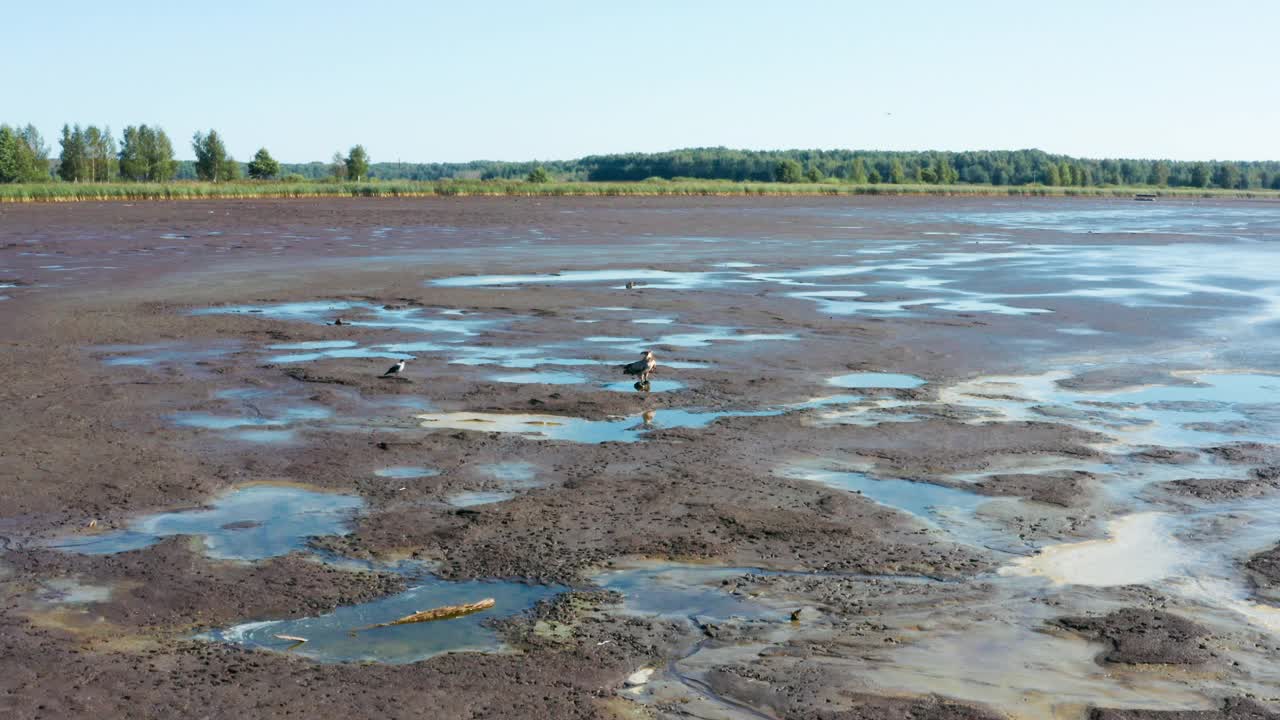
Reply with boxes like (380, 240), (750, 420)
(48, 485), (362, 560)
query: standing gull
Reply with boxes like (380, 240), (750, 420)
(620, 350), (657, 383)
(381, 359), (408, 378)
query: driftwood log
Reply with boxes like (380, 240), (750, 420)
(352, 598), (496, 633)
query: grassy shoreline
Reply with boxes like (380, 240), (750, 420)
(2, 179), (1278, 203)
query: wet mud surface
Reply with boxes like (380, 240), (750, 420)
(3, 196), (1280, 718)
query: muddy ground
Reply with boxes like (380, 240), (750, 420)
(1, 196), (1278, 719)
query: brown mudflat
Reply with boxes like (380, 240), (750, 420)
(2, 196), (1278, 719)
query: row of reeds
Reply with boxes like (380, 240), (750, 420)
(3, 179), (1277, 202)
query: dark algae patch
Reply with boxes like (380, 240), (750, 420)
(1056, 609), (1213, 665)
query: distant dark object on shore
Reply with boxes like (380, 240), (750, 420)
(1134, 193), (1157, 201)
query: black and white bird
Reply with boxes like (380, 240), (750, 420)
(381, 359), (407, 377)
(620, 350), (656, 383)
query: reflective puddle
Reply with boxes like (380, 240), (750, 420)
(601, 379), (685, 393)
(373, 466), (440, 479)
(48, 485), (363, 560)
(93, 342), (239, 368)
(447, 491), (515, 507)
(194, 301), (492, 336)
(208, 578), (562, 663)
(646, 328), (797, 347)
(431, 269), (731, 289)
(784, 467), (988, 521)
(1001, 513), (1185, 587)
(170, 405), (332, 443)
(36, 578), (114, 605)
(859, 619), (1214, 717)
(828, 372), (926, 389)
(594, 563), (784, 621)
(942, 370), (1280, 448)
(489, 371), (587, 385)
(417, 407), (780, 443)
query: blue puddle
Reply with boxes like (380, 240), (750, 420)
(171, 414), (286, 430)
(430, 268), (731, 289)
(593, 564), (783, 621)
(373, 466), (440, 479)
(447, 491), (515, 507)
(956, 371), (1280, 449)
(193, 301), (492, 337)
(95, 342), (238, 368)
(48, 485), (363, 560)
(646, 328), (797, 347)
(417, 407), (780, 443)
(207, 578), (562, 664)
(490, 371), (587, 385)
(270, 341), (359, 350)
(266, 338), (456, 364)
(489, 371), (684, 393)
(1100, 373), (1280, 406)
(231, 429), (298, 444)
(447, 462), (541, 505)
(452, 349), (607, 369)
(481, 462), (538, 484)
(828, 372), (926, 389)
(788, 468), (988, 521)
(170, 406), (331, 443)
(601, 379), (685, 393)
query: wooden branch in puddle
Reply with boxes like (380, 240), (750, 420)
(273, 634), (309, 651)
(350, 598), (496, 634)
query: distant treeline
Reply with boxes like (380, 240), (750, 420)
(574, 148), (1280, 189)
(3, 122), (1279, 190)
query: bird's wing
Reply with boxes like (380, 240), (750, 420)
(621, 359), (645, 374)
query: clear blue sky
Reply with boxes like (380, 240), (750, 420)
(10, 0), (1278, 163)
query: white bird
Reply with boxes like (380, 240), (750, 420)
(620, 350), (656, 383)
(381, 359), (407, 377)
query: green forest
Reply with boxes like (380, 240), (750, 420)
(3, 121), (1280, 191)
